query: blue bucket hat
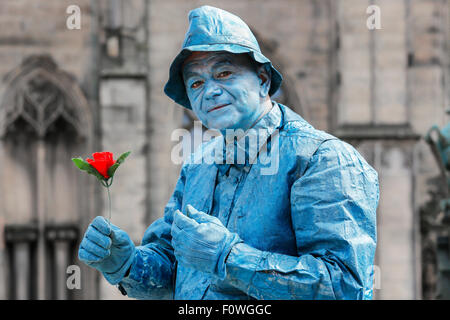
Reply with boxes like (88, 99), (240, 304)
(164, 5), (283, 109)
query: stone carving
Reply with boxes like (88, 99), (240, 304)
(421, 116), (450, 299)
(0, 55), (90, 139)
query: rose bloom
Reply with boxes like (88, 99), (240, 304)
(86, 152), (116, 179)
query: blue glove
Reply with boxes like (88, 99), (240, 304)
(78, 216), (135, 285)
(171, 205), (242, 279)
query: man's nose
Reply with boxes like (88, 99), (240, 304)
(204, 80), (223, 100)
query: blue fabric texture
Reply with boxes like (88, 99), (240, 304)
(119, 103), (379, 299)
(164, 5), (283, 110)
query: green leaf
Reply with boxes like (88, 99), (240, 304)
(72, 157), (91, 171)
(107, 151), (131, 178)
(72, 157), (107, 183)
(116, 151), (131, 164)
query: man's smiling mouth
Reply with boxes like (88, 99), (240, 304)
(208, 103), (230, 113)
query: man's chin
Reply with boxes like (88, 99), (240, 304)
(205, 120), (235, 132)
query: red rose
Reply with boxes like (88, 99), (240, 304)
(86, 152), (116, 179)
(73, 150), (130, 225)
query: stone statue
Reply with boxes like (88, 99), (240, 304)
(424, 112), (450, 299)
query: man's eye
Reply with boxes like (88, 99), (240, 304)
(217, 71), (232, 78)
(191, 81), (203, 89)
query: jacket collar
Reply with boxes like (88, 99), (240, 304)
(216, 101), (283, 174)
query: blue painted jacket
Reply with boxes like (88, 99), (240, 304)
(119, 103), (379, 300)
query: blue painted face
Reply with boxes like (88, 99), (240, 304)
(182, 51), (271, 132)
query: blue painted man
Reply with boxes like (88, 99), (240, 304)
(79, 6), (379, 299)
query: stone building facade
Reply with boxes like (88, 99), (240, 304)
(0, 0), (448, 299)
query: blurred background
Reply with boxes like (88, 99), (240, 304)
(0, 0), (449, 300)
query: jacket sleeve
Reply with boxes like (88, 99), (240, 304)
(118, 163), (188, 299)
(224, 139), (379, 299)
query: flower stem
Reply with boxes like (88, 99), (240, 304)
(106, 184), (112, 227)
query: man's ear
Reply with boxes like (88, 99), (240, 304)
(257, 64), (271, 98)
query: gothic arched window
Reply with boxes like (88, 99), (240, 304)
(0, 55), (92, 300)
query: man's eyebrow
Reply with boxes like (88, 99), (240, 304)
(183, 69), (200, 80)
(183, 56), (235, 76)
